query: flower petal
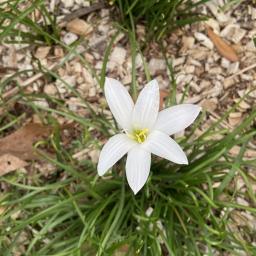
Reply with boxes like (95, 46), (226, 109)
(104, 77), (134, 130)
(143, 130), (188, 165)
(154, 104), (201, 135)
(126, 146), (151, 194)
(132, 79), (159, 130)
(97, 134), (136, 176)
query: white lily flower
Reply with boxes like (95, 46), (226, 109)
(97, 78), (201, 194)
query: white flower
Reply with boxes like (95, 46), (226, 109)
(97, 78), (201, 194)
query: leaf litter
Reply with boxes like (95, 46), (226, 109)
(206, 26), (239, 62)
(0, 123), (51, 176)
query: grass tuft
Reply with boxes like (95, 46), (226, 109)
(112, 0), (210, 41)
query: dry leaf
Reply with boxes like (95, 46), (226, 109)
(0, 123), (51, 161)
(66, 18), (93, 36)
(0, 154), (28, 176)
(160, 89), (169, 110)
(206, 26), (239, 62)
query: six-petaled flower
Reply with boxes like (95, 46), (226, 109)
(97, 78), (201, 194)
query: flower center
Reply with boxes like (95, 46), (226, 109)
(129, 128), (149, 144)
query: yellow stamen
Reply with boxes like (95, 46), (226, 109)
(129, 128), (149, 144)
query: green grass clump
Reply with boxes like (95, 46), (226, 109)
(112, 0), (210, 41)
(0, 0), (210, 45)
(1, 57), (256, 255)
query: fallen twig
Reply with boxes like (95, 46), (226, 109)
(225, 62), (256, 81)
(62, 2), (105, 23)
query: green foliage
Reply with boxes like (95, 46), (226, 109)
(0, 1), (255, 255)
(112, 0), (210, 41)
(1, 50), (256, 254)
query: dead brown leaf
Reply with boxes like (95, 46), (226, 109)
(0, 123), (51, 161)
(206, 26), (239, 62)
(160, 89), (169, 110)
(0, 154), (28, 176)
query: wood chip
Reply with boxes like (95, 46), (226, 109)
(62, 32), (78, 45)
(108, 47), (127, 69)
(194, 32), (214, 49)
(44, 84), (58, 95)
(34, 46), (51, 59)
(206, 26), (239, 62)
(206, 2), (230, 23)
(220, 24), (246, 44)
(200, 99), (217, 112)
(227, 62), (239, 74)
(234, 99), (251, 111)
(61, 0), (74, 8)
(180, 36), (195, 51)
(54, 46), (64, 58)
(66, 18), (93, 36)
(148, 58), (166, 76)
(88, 149), (100, 163)
(228, 112), (242, 126)
(225, 62), (256, 81)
